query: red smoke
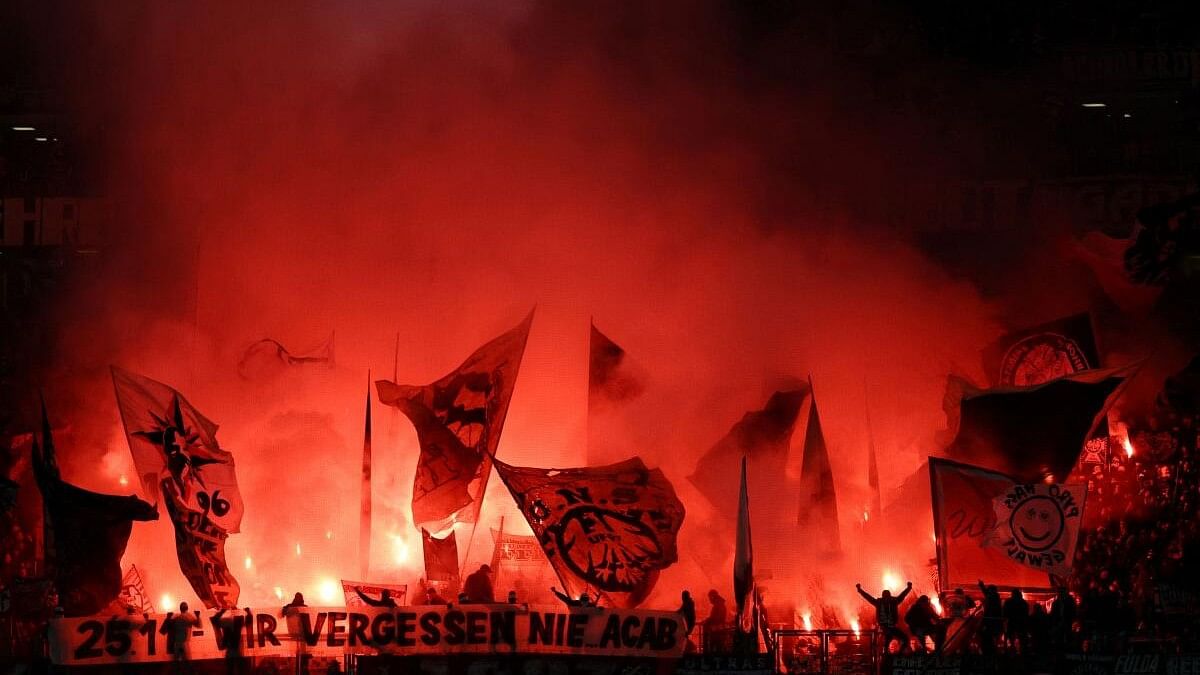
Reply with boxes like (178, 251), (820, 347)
(12, 1), (1169, 618)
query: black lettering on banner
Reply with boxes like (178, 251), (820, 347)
(600, 615), (621, 648)
(74, 620), (105, 660)
(397, 613), (417, 647)
(567, 614), (587, 648)
(348, 613), (369, 646)
(529, 612), (553, 645)
(370, 613), (395, 644)
(104, 618), (133, 656)
(466, 612), (487, 644)
(444, 610), (466, 645)
(138, 619), (158, 656)
(555, 614), (567, 646)
(655, 617), (677, 650)
(256, 614), (280, 647)
(326, 612), (347, 647)
(490, 611), (516, 647)
(300, 612), (326, 647)
(621, 616), (640, 647)
(419, 612), (441, 645)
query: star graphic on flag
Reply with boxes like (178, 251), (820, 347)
(133, 395), (221, 494)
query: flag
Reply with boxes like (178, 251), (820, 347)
(734, 457), (755, 634)
(111, 368), (243, 608)
(866, 439), (882, 523)
(360, 375), (372, 581)
(32, 403), (157, 616)
(982, 313), (1100, 387)
(493, 456), (685, 608)
(946, 365), (1131, 483)
(795, 386), (841, 556)
(983, 482), (1087, 578)
(489, 528), (559, 603)
(587, 321), (646, 464)
(116, 565), (153, 614)
(421, 528), (459, 582)
(588, 321), (644, 410)
(377, 311), (532, 531)
(930, 457), (1079, 590)
(340, 580), (407, 608)
(688, 389), (808, 519)
(237, 333), (334, 380)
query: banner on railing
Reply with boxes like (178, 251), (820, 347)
(48, 604), (687, 666)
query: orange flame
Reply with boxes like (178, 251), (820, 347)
(850, 618), (861, 638)
(1123, 436), (1134, 458)
(801, 611), (813, 631)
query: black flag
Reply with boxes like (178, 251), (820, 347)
(796, 384), (841, 556)
(421, 528), (460, 582)
(33, 403), (157, 616)
(688, 389), (809, 519)
(377, 311), (532, 531)
(588, 322), (644, 410)
(946, 365), (1132, 482)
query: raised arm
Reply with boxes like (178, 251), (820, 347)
(551, 587), (573, 605)
(355, 588), (384, 607)
(855, 584), (876, 604)
(896, 582), (912, 604)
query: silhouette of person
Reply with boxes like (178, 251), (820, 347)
(904, 595), (942, 653)
(424, 586), (448, 605)
(1049, 586), (1076, 649)
(281, 593), (308, 673)
(855, 581), (912, 653)
(977, 581), (1003, 656)
(678, 591), (697, 635)
(463, 564), (495, 603)
(213, 607), (252, 675)
(507, 590), (518, 604)
(161, 602), (202, 674)
(551, 587), (592, 607)
(354, 587), (397, 608)
(703, 590), (728, 631)
(1002, 588), (1030, 653)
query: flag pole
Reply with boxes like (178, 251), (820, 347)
(863, 379), (882, 521)
(359, 370), (373, 580)
(490, 515), (505, 593)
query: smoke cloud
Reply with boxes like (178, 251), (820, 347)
(11, 1), (1166, 619)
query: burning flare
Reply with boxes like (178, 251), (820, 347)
(317, 578), (339, 604)
(881, 569), (901, 592)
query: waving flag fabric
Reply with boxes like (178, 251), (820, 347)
(377, 311), (532, 531)
(112, 368), (242, 608)
(33, 404), (157, 616)
(493, 456), (685, 608)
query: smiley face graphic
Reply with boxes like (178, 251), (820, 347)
(1009, 496), (1065, 552)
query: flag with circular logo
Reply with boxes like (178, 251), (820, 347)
(493, 456), (685, 608)
(985, 483), (1086, 578)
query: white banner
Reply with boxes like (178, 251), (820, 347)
(985, 482), (1086, 578)
(341, 580), (408, 608)
(48, 604), (687, 666)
